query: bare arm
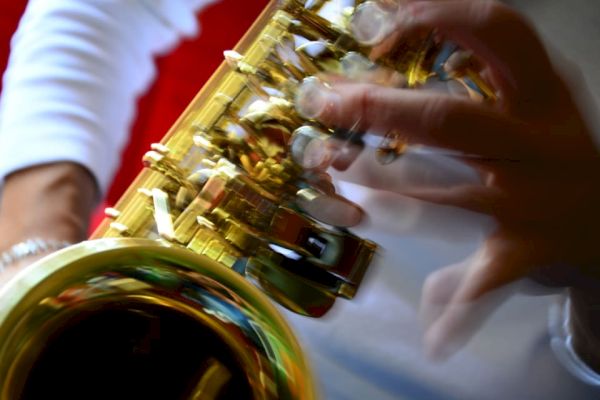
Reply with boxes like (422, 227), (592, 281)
(0, 162), (96, 283)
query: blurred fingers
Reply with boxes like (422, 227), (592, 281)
(422, 230), (535, 360)
(401, 0), (558, 106)
(423, 283), (512, 360)
(296, 188), (365, 227)
(402, 184), (504, 215)
(361, 0), (559, 110)
(420, 261), (469, 331)
(296, 80), (531, 159)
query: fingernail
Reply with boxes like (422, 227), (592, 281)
(290, 126), (332, 170)
(350, 2), (396, 46)
(296, 189), (364, 227)
(295, 77), (339, 120)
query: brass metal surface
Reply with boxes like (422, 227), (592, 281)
(0, 239), (315, 399)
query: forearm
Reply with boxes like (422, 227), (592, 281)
(0, 0), (207, 196)
(0, 162), (97, 248)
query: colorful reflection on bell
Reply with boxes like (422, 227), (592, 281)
(0, 240), (315, 399)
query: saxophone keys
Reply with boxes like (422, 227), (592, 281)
(192, 135), (218, 152)
(104, 207), (121, 219)
(109, 222), (131, 236)
(239, 154), (255, 174)
(175, 186), (196, 210)
(151, 188), (176, 241)
(150, 143), (170, 155)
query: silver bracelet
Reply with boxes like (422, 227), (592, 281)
(0, 238), (72, 272)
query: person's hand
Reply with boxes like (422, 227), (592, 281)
(0, 162), (97, 286)
(295, 0), (600, 365)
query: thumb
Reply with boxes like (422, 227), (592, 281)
(421, 230), (532, 360)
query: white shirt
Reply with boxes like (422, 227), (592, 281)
(0, 0), (216, 194)
(0, 1), (599, 399)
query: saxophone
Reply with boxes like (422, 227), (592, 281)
(0, 1), (493, 398)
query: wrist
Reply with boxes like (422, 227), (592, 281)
(0, 238), (72, 271)
(0, 162), (98, 249)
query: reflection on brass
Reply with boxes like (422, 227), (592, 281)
(377, 130), (408, 164)
(0, 0), (496, 398)
(0, 241), (313, 399)
(151, 188), (176, 241)
(189, 358), (232, 400)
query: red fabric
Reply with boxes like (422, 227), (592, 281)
(0, 1), (269, 230)
(0, 1), (28, 93)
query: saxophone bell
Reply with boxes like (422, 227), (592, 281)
(0, 239), (313, 399)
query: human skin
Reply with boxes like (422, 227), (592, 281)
(0, 162), (97, 285)
(297, 0), (600, 370)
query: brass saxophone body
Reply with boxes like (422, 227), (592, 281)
(0, 1), (494, 398)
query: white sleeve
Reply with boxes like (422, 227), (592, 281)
(0, 0), (217, 195)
